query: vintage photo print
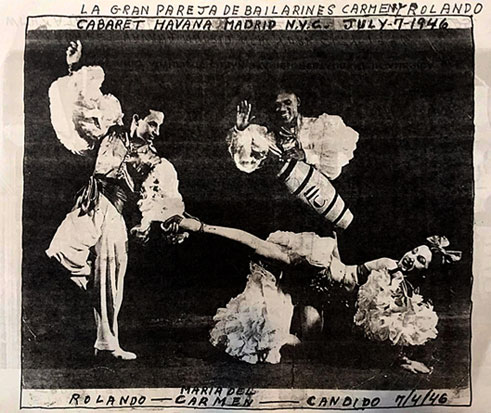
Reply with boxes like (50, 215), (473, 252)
(2, 1), (485, 410)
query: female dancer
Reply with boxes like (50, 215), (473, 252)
(312, 235), (462, 373)
(174, 217), (339, 364)
(173, 217), (461, 370)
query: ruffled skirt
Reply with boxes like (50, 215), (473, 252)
(210, 262), (299, 364)
(354, 269), (438, 347)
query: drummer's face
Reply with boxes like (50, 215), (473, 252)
(274, 92), (299, 126)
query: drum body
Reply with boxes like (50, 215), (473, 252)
(277, 159), (353, 230)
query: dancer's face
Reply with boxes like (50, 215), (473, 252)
(398, 245), (432, 272)
(133, 110), (164, 142)
(274, 92), (299, 126)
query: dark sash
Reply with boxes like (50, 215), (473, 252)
(75, 175), (128, 215)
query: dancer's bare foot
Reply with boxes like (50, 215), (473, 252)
(400, 356), (433, 374)
(300, 305), (323, 339)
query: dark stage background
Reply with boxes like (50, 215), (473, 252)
(22, 29), (473, 389)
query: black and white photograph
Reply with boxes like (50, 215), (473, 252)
(0, 1), (488, 410)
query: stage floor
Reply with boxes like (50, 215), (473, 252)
(22, 309), (470, 390)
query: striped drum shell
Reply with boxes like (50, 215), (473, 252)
(277, 159), (353, 230)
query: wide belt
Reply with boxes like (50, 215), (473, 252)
(75, 175), (128, 215)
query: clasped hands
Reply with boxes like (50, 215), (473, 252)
(131, 215), (189, 245)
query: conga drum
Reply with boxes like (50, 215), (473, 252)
(277, 159), (353, 230)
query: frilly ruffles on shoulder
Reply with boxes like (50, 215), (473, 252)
(210, 262), (299, 364)
(48, 66), (124, 155)
(297, 113), (359, 180)
(132, 158), (185, 237)
(354, 269), (438, 347)
(227, 124), (275, 174)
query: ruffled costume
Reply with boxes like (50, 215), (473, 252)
(210, 262), (298, 364)
(209, 231), (338, 364)
(227, 114), (358, 180)
(354, 269), (438, 347)
(48, 65), (124, 155)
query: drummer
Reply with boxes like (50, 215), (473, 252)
(226, 90), (359, 181)
(224, 91), (359, 334)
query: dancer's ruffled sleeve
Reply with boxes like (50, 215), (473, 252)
(226, 124), (275, 173)
(299, 114), (358, 180)
(354, 269), (439, 346)
(133, 158), (185, 237)
(48, 66), (123, 155)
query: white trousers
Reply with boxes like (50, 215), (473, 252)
(46, 195), (128, 351)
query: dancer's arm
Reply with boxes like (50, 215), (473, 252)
(179, 218), (292, 264)
(340, 258), (398, 288)
(364, 258), (398, 272)
(320, 257), (397, 291)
